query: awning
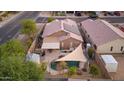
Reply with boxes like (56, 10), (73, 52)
(41, 43), (60, 49)
(56, 44), (87, 62)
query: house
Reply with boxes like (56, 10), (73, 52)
(42, 19), (83, 50)
(81, 19), (124, 53)
(41, 19), (87, 75)
(117, 24), (124, 32)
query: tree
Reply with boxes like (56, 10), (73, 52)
(20, 19), (36, 39)
(88, 47), (94, 59)
(68, 66), (78, 76)
(57, 61), (68, 74)
(23, 61), (45, 80)
(1, 12), (8, 17)
(0, 39), (45, 81)
(0, 58), (45, 80)
(89, 64), (100, 77)
(59, 61), (68, 70)
(47, 17), (55, 23)
(0, 57), (26, 80)
(0, 39), (26, 59)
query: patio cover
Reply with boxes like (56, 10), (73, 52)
(56, 44), (87, 62)
(42, 43), (60, 49)
(41, 36), (60, 49)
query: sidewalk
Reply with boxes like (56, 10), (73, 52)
(39, 11), (52, 17)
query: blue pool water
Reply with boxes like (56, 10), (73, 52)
(51, 61), (79, 70)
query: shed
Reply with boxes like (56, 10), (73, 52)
(26, 53), (40, 64)
(101, 55), (118, 72)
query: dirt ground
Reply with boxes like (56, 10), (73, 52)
(110, 54), (124, 80)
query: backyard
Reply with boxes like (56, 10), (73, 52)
(110, 54), (124, 80)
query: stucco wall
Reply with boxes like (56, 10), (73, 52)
(97, 39), (124, 53)
(61, 37), (81, 49)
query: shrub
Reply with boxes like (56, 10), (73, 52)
(47, 17), (55, 23)
(68, 66), (78, 76)
(21, 19), (36, 39)
(89, 64), (100, 77)
(88, 47), (94, 59)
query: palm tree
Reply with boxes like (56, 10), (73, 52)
(59, 61), (68, 70)
(57, 61), (68, 74)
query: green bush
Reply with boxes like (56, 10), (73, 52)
(68, 66), (78, 76)
(21, 19), (36, 38)
(0, 39), (45, 81)
(47, 17), (55, 23)
(0, 58), (45, 80)
(89, 64), (100, 77)
(88, 47), (94, 59)
(0, 39), (26, 59)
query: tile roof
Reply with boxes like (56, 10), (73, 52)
(81, 19), (124, 46)
(42, 20), (61, 37)
(42, 19), (81, 38)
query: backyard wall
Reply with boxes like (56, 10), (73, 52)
(95, 53), (112, 79)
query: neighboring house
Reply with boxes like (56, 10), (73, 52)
(81, 19), (124, 53)
(41, 19), (87, 75)
(117, 24), (124, 32)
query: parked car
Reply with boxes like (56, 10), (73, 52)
(107, 12), (114, 16)
(75, 11), (81, 16)
(88, 14), (98, 18)
(88, 12), (98, 18)
(114, 11), (120, 16)
(66, 11), (74, 14)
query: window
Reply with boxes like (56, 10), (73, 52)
(110, 46), (113, 51)
(120, 46), (123, 51)
(88, 35), (90, 37)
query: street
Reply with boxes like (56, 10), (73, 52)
(0, 11), (40, 44)
(36, 16), (124, 23)
(1, 11), (124, 45)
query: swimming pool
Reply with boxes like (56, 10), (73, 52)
(51, 61), (79, 70)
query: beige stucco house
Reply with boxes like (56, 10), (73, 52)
(41, 19), (87, 75)
(42, 19), (83, 50)
(81, 19), (124, 54)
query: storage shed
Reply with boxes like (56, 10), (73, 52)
(26, 53), (40, 64)
(101, 55), (118, 72)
